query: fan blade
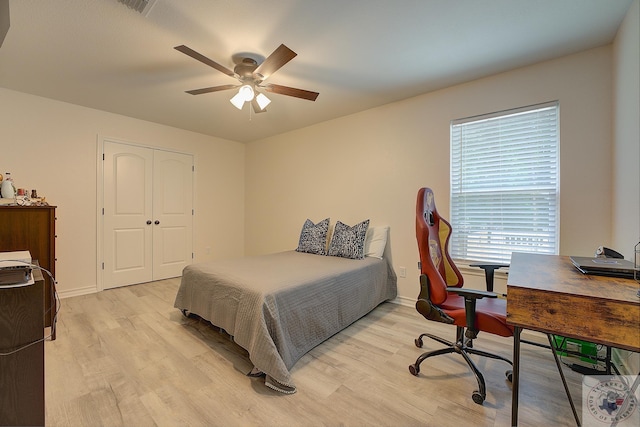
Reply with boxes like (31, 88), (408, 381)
(262, 83), (319, 101)
(175, 45), (235, 77)
(254, 44), (297, 80)
(186, 84), (239, 95)
(251, 99), (267, 114)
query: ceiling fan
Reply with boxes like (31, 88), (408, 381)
(175, 44), (319, 113)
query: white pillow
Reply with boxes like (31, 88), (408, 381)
(364, 226), (389, 259)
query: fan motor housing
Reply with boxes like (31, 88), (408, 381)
(234, 58), (258, 79)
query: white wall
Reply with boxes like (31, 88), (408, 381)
(612, 0), (640, 379)
(613, 0), (640, 259)
(245, 46), (616, 302)
(0, 88), (245, 297)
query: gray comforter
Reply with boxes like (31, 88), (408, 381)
(174, 250), (397, 393)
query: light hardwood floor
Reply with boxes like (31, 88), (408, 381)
(45, 278), (585, 426)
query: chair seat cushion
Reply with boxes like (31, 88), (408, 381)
(440, 293), (514, 337)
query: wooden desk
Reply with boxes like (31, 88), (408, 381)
(0, 268), (45, 426)
(507, 252), (640, 426)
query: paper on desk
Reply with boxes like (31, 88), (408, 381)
(0, 250), (35, 288)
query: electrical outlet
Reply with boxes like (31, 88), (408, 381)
(399, 267), (407, 278)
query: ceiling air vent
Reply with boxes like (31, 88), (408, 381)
(0, 0), (9, 48)
(117, 0), (157, 16)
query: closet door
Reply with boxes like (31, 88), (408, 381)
(103, 142), (153, 288)
(102, 141), (193, 289)
(152, 150), (193, 280)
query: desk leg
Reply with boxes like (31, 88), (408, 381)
(511, 326), (521, 427)
(547, 334), (581, 426)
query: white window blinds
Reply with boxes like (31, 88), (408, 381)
(450, 101), (559, 263)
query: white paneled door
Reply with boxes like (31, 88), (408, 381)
(151, 149), (194, 280)
(102, 141), (193, 289)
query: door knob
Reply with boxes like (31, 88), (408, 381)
(146, 220), (152, 225)
(154, 220), (160, 225)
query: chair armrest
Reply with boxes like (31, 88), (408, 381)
(447, 287), (498, 300)
(447, 287), (498, 338)
(469, 263), (509, 292)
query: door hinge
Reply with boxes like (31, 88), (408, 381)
(192, 253), (194, 259)
(103, 153), (105, 161)
(102, 262), (105, 270)
(192, 209), (194, 215)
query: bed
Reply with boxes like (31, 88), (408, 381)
(173, 221), (397, 394)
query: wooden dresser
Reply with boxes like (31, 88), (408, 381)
(0, 205), (56, 334)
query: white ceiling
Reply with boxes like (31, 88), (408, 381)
(0, 0), (633, 143)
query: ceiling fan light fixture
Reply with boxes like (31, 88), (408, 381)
(256, 93), (271, 110)
(230, 85), (255, 110)
(239, 85), (254, 101)
(230, 91), (246, 110)
(177, 44), (319, 113)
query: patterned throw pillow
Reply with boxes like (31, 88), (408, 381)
(295, 218), (330, 255)
(327, 219), (370, 260)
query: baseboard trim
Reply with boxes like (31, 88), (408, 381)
(391, 296), (414, 307)
(57, 285), (97, 299)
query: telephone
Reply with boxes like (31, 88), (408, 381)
(594, 246), (624, 259)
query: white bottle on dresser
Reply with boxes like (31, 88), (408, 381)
(1, 172), (15, 198)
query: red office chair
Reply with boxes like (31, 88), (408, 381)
(408, 187), (513, 405)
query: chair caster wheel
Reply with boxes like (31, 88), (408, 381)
(408, 364), (420, 376)
(472, 391), (485, 405)
(414, 338), (423, 348)
(505, 370), (513, 383)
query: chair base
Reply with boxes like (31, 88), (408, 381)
(408, 327), (513, 405)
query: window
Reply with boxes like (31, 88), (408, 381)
(450, 101), (559, 264)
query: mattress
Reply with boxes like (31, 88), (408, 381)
(174, 250), (397, 393)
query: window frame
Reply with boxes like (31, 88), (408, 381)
(449, 101), (560, 264)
